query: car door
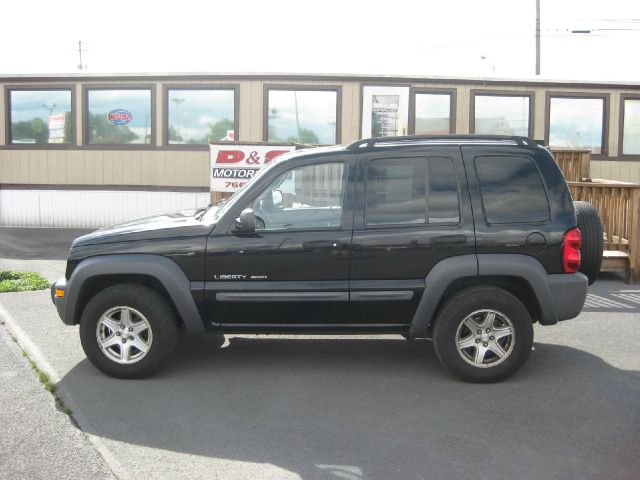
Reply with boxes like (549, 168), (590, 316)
(349, 146), (475, 325)
(204, 154), (355, 327)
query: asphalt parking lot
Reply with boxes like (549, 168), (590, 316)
(1, 227), (639, 480)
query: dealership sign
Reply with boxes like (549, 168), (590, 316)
(210, 144), (296, 192)
(107, 109), (133, 126)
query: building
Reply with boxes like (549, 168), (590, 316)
(1, 72), (639, 227)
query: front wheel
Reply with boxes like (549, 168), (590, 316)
(432, 287), (534, 383)
(79, 283), (178, 379)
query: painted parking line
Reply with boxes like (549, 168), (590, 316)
(583, 294), (634, 309)
(611, 293), (640, 305)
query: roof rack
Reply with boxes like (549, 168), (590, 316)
(346, 134), (537, 150)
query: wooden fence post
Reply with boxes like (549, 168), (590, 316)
(629, 187), (640, 283)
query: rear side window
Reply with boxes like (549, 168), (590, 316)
(475, 155), (550, 224)
(365, 156), (460, 226)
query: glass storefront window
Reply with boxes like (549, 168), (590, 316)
(474, 94), (530, 136)
(9, 90), (72, 145)
(622, 99), (640, 155)
(266, 89), (338, 145)
(167, 89), (235, 144)
(414, 93), (452, 134)
(549, 97), (604, 154)
(86, 89), (152, 145)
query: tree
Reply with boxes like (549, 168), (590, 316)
(11, 118), (48, 143)
(88, 113), (138, 143)
(206, 118), (235, 142)
(287, 127), (319, 144)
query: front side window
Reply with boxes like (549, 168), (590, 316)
(475, 155), (550, 224)
(9, 89), (72, 145)
(474, 94), (530, 136)
(414, 93), (452, 135)
(266, 89), (338, 145)
(365, 157), (460, 226)
(548, 97), (604, 154)
(167, 89), (235, 144)
(622, 98), (640, 155)
(251, 162), (345, 231)
(87, 89), (152, 145)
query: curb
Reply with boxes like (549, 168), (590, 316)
(0, 300), (131, 480)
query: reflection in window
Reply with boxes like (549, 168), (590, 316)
(414, 93), (452, 134)
(549, 97), (604, 154)
(9, 90), (72, 145)
(474, 95), (530, 136)
(87, 89), (152, 145)
(365, 157), (460, 226)
(623, 99), (640, 155)
(168, 89), (235, 144)
(267, 90), (337, 145)
(251, 162), (345, 231)
(475, 156), (549, 224)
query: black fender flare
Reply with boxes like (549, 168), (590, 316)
(408, 254), (587, 336)
(63, 254), (206, 333)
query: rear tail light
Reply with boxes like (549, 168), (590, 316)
(562, 227), (581, 273)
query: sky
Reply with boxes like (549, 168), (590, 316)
(1, 0), (639, 81)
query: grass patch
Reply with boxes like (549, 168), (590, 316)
(21, 350), (72, 416)
(0, 271), (49, 293)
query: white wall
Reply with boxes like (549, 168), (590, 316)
(0, 189), (210, 228)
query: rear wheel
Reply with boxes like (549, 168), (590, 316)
(79, 283), (178, 379)
(433, 286), (533, 383)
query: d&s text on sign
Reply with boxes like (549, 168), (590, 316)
(214, 149), (291, 165)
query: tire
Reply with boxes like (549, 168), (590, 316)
(432, 286), (534, 383)
(79, 283), (178, 379)
(574, 201), (603, 285)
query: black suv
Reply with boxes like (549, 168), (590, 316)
(52, 135), (592, 383)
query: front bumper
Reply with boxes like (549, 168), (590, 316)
(50, 276), (68, 324)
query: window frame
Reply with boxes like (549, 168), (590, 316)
(470, 89), (534, 138)
(263, 84), (342, 145)
(544, 92), (609, 159)
(163, 84), (240, 150)
(363, 154), (462, 230)
(83, 84), (156, 149)
(618, 94), (640, 160)
(4, 85), (77, 148)
(409, 87), (457, 135)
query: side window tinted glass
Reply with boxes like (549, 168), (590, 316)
(475, 155), (550, 224)
(251, 162), (345, 231)
(365, 156), (460, 226)
(428, 157), (460, 223)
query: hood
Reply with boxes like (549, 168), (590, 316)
(72, 209), (214, 247)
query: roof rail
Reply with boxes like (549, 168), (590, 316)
(346, 134), (537, 150)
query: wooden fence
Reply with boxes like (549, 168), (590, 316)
(568, 182), (640, 283)
(552, 149), (591, 182)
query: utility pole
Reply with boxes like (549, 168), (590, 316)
(535, 0), (541, 75)
(77, 40), (86, 70)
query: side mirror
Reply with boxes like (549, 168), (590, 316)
(272, 189), (283, 209)
(232, 208), (256, 234)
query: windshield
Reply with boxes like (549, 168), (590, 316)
(199, 157), (284, 223)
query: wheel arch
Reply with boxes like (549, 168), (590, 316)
(65, 255), (206, 334)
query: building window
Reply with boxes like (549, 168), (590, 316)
(167, 88), (236, 145)
(361, 85), (410, 138)
(8, 89), (73, 145)
(265, 88), (339, 145)
(86, 88), (153, 145)
(473, 93), (531, 137)
(413, 93), (453, 135)
(622, 98), (640, 155)
(548, 96), (605, 154)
